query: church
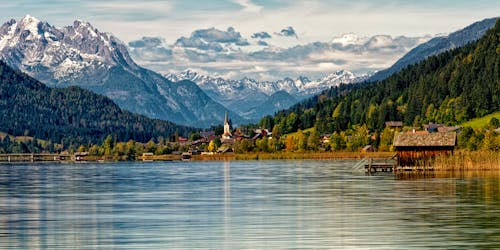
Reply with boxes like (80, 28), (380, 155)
(222, 111), (232, 140)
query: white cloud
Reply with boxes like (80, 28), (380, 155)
(233, 0), (263, 13)
(130, 27), (431, 81)
(11, 0), (490, 81)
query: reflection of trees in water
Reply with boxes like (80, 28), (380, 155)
(392, 171), (500, 247)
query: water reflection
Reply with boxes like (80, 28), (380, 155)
(223, 161), (231, 250)
(0, 161), (499, 249)
(0, 165), (116, 249)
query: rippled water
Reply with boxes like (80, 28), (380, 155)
(0, 160), (499, 249)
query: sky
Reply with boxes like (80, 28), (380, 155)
(2, 0), (500, 80)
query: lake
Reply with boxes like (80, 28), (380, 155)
(0, 160), (499, 249)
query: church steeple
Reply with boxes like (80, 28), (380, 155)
(223, 111), (232, 139)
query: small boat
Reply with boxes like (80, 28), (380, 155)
(181, 152), (191, 161)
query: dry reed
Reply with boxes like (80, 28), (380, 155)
(433, 150), (500, 171)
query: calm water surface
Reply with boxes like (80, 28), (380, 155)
(0, 160), (499, 249)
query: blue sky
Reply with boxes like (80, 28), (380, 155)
(2, 0), (499, 80)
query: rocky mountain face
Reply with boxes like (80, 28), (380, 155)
(0, 15), (241, 128)
(166, 69), (368, 121)
(368, 17), (498, 82)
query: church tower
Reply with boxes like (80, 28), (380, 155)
(222, 111), (232, 140)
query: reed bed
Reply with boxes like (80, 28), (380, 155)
(433, 150), (500, 171)
(193, 151), (394, 161)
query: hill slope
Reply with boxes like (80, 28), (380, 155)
(0, 60), (193, 146)
(266, 19), (500, 134)
(460, 112), (500, 129)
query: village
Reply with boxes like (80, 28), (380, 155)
(1, 110), (497, 171)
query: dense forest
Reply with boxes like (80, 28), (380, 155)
(0, 60), (193, 149)
(262, 19), (500, 135)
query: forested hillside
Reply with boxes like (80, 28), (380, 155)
(0, 60), (193, 147)
(265, 19), (500, 135)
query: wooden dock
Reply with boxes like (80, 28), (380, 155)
(0, 154), (71, 163)
(363, 158), (396, 173)
(356, 155), (437, 174)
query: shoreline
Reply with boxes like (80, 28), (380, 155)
(0, 151), (497, 171)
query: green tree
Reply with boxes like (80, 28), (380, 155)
(189, 132), (202, 141)
(126, 140), (136, 160)
(89, 144), (101, 156)
(77, 145), (87, 153)
(489, 117), (500, 129)
(285, 112), (299, 134)
(103, 135), (114, 156)
(145, 140), (157, 153)
(379, 127), (395, 152)
(113, 142), (127, 156)
(482, 130), (499, 151)
(271, 125), (281, 139)
(307, 129), (320, 151)
(214, 138), (222, 148)
(256, 137), (270, 152)
(458, 127), (474, 149)
(234, 139), (255, 153)
(134, 142), (145, 156)
(296, 130), (307, 151)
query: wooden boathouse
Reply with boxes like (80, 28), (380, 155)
(393, 132), (456, 170)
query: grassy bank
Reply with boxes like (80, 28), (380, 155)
(433, 150), (500, 171)
(460, 111), (500, 128)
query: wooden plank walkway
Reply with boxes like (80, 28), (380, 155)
(364, 158), (396, 173)
(0, 154), (71, 163)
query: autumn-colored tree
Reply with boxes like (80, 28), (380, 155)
(285, 136), (296, 151)
(208, 141), (217, 152)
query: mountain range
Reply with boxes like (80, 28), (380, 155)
(266, 18), (500, 135)
(368, 17), (498, 82)
(0, 15), (497, 128)
(165, 69), (368, 121)
(0, 15), (241, 128)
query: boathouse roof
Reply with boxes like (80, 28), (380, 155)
(393, 132), (456, 147)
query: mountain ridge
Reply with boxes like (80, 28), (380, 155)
(263, 18), (500, 135)
(165, 69), (368, 121)
(0, 59), (193, 146)
(368, 17), (498, 82)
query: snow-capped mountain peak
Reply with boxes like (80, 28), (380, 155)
(0, 15), (140, 82)
(0, 16), (239, 128)
(166, 69), (363, 97)
(19, 14), (42, 37)
(165, 69), (368, 121)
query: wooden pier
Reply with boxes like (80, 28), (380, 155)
(0, 154), (71, 163)
(364, 158), (396, 173)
